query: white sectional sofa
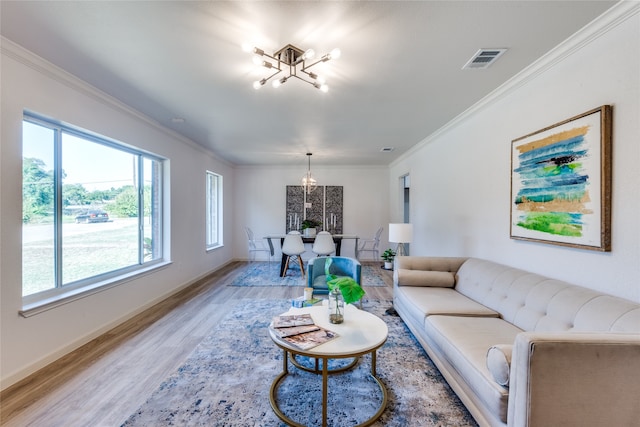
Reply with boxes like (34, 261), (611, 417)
(393, 256), (640, 427)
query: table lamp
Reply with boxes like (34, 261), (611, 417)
(389, 223), (413, 256)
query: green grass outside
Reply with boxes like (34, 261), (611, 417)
(22, 222), (139, 296)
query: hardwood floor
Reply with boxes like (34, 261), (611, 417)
(0, 261), (394, 427)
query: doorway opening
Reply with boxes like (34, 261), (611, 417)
(401, 174), (410, 254)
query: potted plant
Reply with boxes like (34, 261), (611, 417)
(381, 248), (396, 270)
(301, 218), (321, 237)
(325, 258), (366, 324)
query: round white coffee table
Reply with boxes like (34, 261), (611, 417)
(268, 304), (388, 427)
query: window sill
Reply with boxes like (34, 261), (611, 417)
(19, 261), (172, 318)
(206, 243), (224, 252)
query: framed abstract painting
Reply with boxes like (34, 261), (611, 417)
(510, 105), (612, 251)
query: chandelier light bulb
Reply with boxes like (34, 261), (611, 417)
(302, 173), (317, 186)
(302, 173), (317, 193)
(272, 76), (288, 88)
(252, 55), (263, 65)
(303, 49), (315, 60)
(253, 78), (267, 89)
(321, 48), (341, 62)
(313, 82), (329, 92)
(241, 42), (252, 53)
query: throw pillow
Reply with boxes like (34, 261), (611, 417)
(486, 344), (513, 387)
(397, 270), (456, 287)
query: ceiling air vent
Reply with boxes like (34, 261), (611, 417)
(462, 48), (508, 70)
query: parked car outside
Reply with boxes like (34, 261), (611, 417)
(75, 209), (110, 223)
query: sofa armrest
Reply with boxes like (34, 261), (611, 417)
(508, 332), (640, 427)
(393, 256), (468, 288)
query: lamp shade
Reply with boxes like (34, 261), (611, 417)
(389, 223), (413, 243)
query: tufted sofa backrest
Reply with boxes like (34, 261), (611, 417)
(455, 258), (640, 333)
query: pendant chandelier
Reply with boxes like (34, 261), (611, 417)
(245, 43), (340, 92)
(301, 153), (317, 195)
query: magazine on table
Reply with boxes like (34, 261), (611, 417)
(271, 324), (320, 338)
(271, 313), (339, 350)
(272, 313), (314, 328)
(280, 327), (339, 350)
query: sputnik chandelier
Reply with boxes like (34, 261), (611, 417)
(245, 43), (341, 92)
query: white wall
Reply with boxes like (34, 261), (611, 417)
(390, 5), (640, 303)
(234, 165), (390, 262)
(0, 39), (236, 389)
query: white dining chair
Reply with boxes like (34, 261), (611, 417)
(281, 231), (306, 277)
(245, 227), (272, 264)
(312, 231), (335, 257)
(357, 226), (383, 261)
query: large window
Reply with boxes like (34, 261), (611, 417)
(22, 113), (164, 301)
(206, 171), (222, 249)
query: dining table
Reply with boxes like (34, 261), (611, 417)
(264, 234), (359, 277)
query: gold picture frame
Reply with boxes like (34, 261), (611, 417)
(510, 105), (612, 251)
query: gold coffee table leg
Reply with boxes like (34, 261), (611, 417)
(355, 350), (388, 427)
(269, 349), (305, 427)
(322, 357), (329, 427)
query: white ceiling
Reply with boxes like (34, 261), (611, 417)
(1, 1), (616, 166)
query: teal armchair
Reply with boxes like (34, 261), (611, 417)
(307, 256), (362, 295)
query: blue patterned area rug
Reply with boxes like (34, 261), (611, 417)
(229, 262), (388, 287)
(121, 299), (477, 427)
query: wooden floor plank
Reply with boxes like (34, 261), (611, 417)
(0, 261), (393, 426)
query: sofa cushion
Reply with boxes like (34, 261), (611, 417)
(397, 270), (456, 287)
(425, 315), (523, 423)
(395, 256), (468, 273)
(486, 344), (512, 386)
(396, 286), (500, 317)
